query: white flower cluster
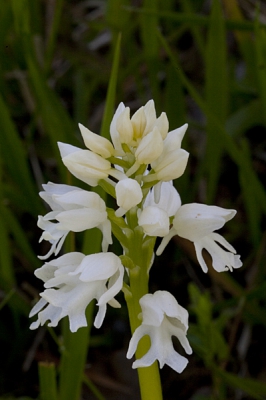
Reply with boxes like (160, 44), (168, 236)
(30, 100), (242, 374)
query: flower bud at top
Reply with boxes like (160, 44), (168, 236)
(155, 112), (169, 139)
(135, 126), (164, 164)
(110, 102), (126, 155)
(78, 123), (114, 158)
(143, 100), (157, 136)
(116, 107), (134, 145)
(131, 107), (147, 140)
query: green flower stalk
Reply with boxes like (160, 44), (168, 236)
(30, 100), (242, 399)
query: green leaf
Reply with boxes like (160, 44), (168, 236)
(0, 210), (15, 289)
(254, 14), (266, 125)
(205, 0), (228, 202)
(100, 32), (121, 139)
(26, 56), (77, 180)
(1, 204), (40, 270)
(158, 30), (266, 216)
(139, 0), (160, 102)
(44, 0), (64, 74)
(238, 139), (261, 246)
(216, 367), (266, 399)
(0, 94), (39, 215)
(225, 99), (263, 139)
(38, 362), (58, 400)
(11, 0), (30, 34)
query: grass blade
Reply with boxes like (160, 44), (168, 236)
(100, 32), (121, 139)
(0, 94), (39, 215)
(158, 30), (266, 216)
(205, 0), (228, 202)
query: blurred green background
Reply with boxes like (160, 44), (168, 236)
(0, 0), (266, 399)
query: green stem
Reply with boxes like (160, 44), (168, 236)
(39, 362), (58, 400)
(124, 223), (163, 400)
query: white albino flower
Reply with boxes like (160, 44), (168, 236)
(78, 123), (115, 158)
(110, 102), (127, 155)
(138, 181), (181, 237)
(131, 106), (147, 140)
(116, 107), (134, 145)
(157, 203), (242, 273)
(110, 100), (169, 153)
(58, 142), (112, 186)
(29, 252), (124, 332)
(135, 127), (164, 164)
(126, 291), (192, 373)
(141, 100), (169, 139)
(115, 178), (143, 217)
(37, 182), (112, 259)
(144, 124), (189, 182)
(58, 141), (126, 186)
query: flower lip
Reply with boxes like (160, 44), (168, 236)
(37, 183), (112, 259)
(173, 203), (236, 242)
(126, 291), (192, 374)
(30, 252), (124, 332)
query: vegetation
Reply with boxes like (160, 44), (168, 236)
(0, 0), (266, 399)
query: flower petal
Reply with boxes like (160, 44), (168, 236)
(138, 206), (170, 237)
(173, 204), (236, 242)
(79, 123), (114, 158)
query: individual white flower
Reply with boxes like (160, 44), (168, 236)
(138, 181), (181, 237)
(155, 112), (169, 140)
(58, 142), (113, 186)
(141, 100), (169, 139)
(130, 106), (147, 140)
(111, 100), (169, 152)
(138, 206), (170, 237)
(78, 123), (115, 158)
(144, 124), (189, 182)
(157, 203), (242, 273)
(110, 102), (127, 155)
(135, 126), (164, 164)
(116, 107), (134, 145)
(29, 252), (124, 332)
(37, 182), (112, 259)
(115, 178), (143, 217)
(58, 140), (126, 186)
(126, 291), (192, 373)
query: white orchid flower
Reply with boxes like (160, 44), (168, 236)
(29, 252), (124, 332)
(115, 178), (143, 217)
(135, 126), (164, 165)
(157, 203), (242, 273)
(38, 182), (112, 259)
(111, 100), (169, 155)
(58, 142), (113, 187)
(58, 141), (126, 186)
(143, 124), (189, 182)
(78, 123), (115, 158)
(116, 107), (134, 145)
(138, 181), (181, 237)
(127, 291), (192, 373)
(110, 102), (127, 155)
